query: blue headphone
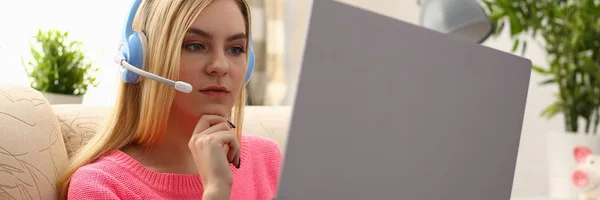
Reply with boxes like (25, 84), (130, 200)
(114, 0), (255, 93)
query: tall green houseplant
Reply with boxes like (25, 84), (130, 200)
(481, 0), (600, 134)
(23, 29), (99, 96)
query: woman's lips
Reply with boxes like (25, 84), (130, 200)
(198, 85), (230, 98)
(199, 90), (228, 98)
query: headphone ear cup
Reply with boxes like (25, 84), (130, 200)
(245, 42), (255, 84)
(122, 31), (147, 83)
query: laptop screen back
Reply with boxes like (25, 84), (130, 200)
(276, 1), (532, 199)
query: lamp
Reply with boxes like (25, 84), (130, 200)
(418, 0), (493, 43)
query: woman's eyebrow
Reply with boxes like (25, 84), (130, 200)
(226, 33), (247, 42)
(187, 28), (212, 38)
(187, 28), (247, 42)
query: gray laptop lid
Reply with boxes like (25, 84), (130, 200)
(276, 0), (531, 199)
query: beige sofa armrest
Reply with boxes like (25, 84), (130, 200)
(0, 84), (70, 200)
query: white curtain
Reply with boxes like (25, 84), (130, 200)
(246, 0), (287, 106)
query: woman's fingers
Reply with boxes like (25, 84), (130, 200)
(193, 115), (229, 134)
(200, 130), (240, 168)
(191, 120), (240, 167)
(198, 122), (231, 136)
(217, 132), (241, 167)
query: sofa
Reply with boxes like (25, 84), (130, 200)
(0, 83), (292, 200)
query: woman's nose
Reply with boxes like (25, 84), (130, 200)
(205, 53), (229, 77)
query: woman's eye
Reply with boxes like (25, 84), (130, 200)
(184, 43), (205, 51)
(228, 46), (245, 55)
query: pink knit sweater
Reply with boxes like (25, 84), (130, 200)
(67, 135), (282, 200)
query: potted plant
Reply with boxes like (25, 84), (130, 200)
(481, 0), (600, 198)
(22, 29), (99, 104)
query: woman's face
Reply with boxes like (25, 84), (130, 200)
(173, 0), (248, 118)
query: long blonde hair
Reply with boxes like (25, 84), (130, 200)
(56, 0), (251, 199)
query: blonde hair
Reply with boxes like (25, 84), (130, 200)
(55, 0), (251, 199)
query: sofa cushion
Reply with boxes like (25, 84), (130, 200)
(0, 84), (70, 200)
(242, 106), (291, 152)
(51, 105), (108, 159)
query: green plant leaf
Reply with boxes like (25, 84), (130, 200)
(571, 31), (581, 47)
(512, 39), (520, 52)
(532, 65), (551, 75)
(541, 101), (563, 118)
(508, 12), (524, 36)
(521, 41), (528, 56)
(539, 78), (555, 85)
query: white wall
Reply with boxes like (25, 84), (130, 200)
(283, 0), (560, 197)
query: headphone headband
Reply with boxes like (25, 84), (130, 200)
(123, 0), (142, 43)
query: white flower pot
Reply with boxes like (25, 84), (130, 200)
(42, 92), (83, 105)
(546, 130), (600, 199)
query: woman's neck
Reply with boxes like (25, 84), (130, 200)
(122, 112), (200, 175)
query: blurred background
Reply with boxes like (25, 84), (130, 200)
(0, 0), (598, 199)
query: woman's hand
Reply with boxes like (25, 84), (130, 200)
(189, 115), (241, 199)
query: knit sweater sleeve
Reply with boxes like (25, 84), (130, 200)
(249, 136), (283, 197)
(67, 166), (125, 199)
(263, 138), (282, 192)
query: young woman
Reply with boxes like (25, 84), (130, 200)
(55, 0), (282, 199)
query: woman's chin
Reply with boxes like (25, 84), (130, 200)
(195, 104), (231, 118)
(171, 97), (233, 119)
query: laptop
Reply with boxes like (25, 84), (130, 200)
(275, 0), (532, 199)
